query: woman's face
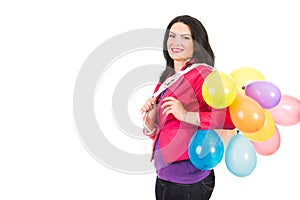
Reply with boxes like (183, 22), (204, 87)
(167, 22), (194, 62)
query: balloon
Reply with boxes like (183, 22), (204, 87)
(225, 134), (257, 177)
(245, 80), (281, 109)
(202, 71), (237, 109)
(230, 67), (265, 94)
(251, 125), (281, 156)
(188, 129), (224, 170)
(268, 94), (300, 126)
(229, 93), (265, 133)
(242, 110), (275, 142)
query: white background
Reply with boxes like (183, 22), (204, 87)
(1, 0), (299, 199)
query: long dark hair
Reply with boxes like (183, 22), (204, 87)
(159, 15), (215, 83)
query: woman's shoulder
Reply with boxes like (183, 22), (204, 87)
(186, 63), (214, 78)
(191, 63), (214, 71)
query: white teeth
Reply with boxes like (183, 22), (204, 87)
(172, 48), (183, 53)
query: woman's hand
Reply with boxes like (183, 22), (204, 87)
(161, 97), (187, 121)
(141, 97), (157, 131)
(140, 97), (156, 113)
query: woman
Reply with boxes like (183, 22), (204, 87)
(141, 15), (235, 200)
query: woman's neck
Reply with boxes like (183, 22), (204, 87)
(174, 58), (191, 72)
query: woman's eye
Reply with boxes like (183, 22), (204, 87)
(169, 34), (175, 38)
(183, 36), (191, 40)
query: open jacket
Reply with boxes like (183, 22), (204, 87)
(149, 62), (235, 163)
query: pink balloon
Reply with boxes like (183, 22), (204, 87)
(251, 125), (281, 156)
(268, 94), (300, 126)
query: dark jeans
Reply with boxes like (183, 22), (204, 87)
(155, 170), (215, 200)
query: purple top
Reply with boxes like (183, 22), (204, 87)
(154, 139), (211, 184)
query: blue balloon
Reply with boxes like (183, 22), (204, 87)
(225, 134), (257, 177)
(188, 129), (224, 170)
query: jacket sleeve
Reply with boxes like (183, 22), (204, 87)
(199, 108), (235, 129)
(192, 66), (235, 130)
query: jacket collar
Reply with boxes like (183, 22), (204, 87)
(180, 58), (196, 71)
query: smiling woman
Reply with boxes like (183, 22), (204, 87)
(140, 15), (235, 200)
(167, 22), (194, 70)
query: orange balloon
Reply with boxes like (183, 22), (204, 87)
(229, 94), (265, 133)
(242, 110), (275, 142)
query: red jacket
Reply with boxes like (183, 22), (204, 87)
(150, 63), (235, 163)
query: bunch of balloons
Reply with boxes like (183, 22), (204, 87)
(189, 67), (300, 177)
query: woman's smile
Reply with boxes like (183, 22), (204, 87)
(171, 47), (184, 53)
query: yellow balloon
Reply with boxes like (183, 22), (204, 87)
(242, 110), (275, 142)
(202, 71), (237, 109)
(230, 67), (265, 94)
